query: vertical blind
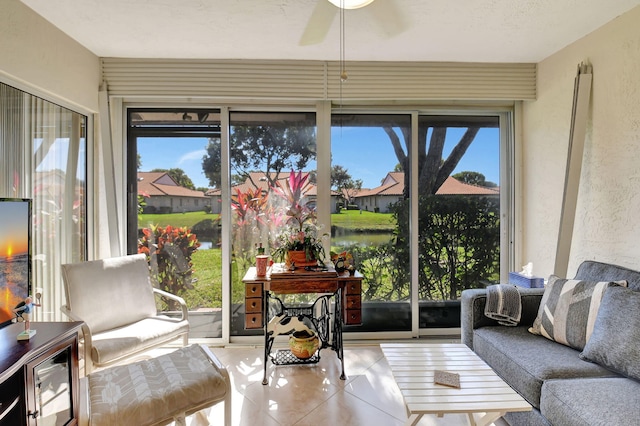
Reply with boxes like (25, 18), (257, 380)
(0, 81), (87, 321)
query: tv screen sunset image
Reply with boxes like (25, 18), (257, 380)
(0, 200), (30, 325)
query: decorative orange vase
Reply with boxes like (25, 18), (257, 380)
(286, 250), (317, 269)
(289, 330), (320, 359)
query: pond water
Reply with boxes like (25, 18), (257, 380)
(199, 233), (393, 251)
(199, 241), (215, 250)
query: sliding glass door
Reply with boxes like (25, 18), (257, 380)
(228, 111), (317, 336)
(331, 114), (412, 331)
(416, 115), (502, 328)
(128, 109), (223, 338)
(330, 113), (503, 331)
(127, 106), (510, 339)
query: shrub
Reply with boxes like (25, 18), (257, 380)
(138, 225), (200, 309)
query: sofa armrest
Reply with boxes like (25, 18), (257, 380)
(153, 288), (189, 321)
(460, 287), (545, 350)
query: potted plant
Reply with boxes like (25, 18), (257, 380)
(270, 170), (327, 268)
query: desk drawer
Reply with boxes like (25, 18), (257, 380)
(345, 295), (361, 310)
(245, 297), (262, 313)
(345, 309), (361, 325)
(245, 282), (264, 329)
(245, 313), (263, 329)
(345, 281), (361, 295)
(245, 282), (263, 297)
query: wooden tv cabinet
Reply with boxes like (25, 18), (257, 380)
(0, 321), (83, 426)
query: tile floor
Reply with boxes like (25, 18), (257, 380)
(179, 342), (510, 426)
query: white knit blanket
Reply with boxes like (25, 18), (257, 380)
(484, 284), (522, 326)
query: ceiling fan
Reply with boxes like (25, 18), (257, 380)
(299, 0), (406, 46)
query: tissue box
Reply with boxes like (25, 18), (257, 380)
(509, 272), (545, 288)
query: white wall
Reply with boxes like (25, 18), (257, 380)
(0, 0), (99, 112)
(522, 6), (640, 277)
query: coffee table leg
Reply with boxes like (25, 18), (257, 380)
(468, 411), (505, 426)
(405, 414), (423, 426)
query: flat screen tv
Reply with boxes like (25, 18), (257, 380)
(0, 198), (32, 328)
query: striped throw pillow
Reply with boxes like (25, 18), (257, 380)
(528, 275), (627, 350)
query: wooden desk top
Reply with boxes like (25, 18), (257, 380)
(242, 265), (362, 294)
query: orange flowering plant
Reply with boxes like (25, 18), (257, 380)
(138, 224), (200, 308)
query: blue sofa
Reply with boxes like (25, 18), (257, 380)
(461, 260), (640, 426)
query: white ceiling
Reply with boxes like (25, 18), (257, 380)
(20, 0), (640, 63)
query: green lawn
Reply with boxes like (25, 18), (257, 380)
(188, 248), (223, 308)
(330, 209), (396, 232)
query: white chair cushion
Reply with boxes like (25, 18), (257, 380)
(91, 316), (189, 365)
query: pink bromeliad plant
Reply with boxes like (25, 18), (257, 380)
(271, 170), (314, 230)
(231, 187), (270, 228)
(231, 187), (273, 268)
(270, 170), (326, 264)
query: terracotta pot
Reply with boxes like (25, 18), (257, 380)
(289, 330), (320, 359)
(286, 250), (317, 268)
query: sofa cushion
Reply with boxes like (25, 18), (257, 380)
(579, 286), (640, 381)
(574, 260), (640, 291)
(541, 377), (640, 426)
(528, 275), (626, 350)
(473, 326), (618, 409)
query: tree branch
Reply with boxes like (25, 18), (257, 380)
(435, 127), (480, 190)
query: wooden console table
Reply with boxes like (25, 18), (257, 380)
(242, 266), (362, 385)
(0, 321), (83, 426)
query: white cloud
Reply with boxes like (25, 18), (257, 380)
(178, 149), (207, 165)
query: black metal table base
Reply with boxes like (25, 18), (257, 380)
(271, 349), (321, 365)
(262, 290), (345, 385)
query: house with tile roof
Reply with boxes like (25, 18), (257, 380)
(138, 172), (209, 213)
(354, 172), (499, 213)
(206, 171), (341, 214)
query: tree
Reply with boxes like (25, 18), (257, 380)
(453, 171), (497, 187)
(331, 165), (351, 190)
(202, 124), (316, 189)
(331, 165), (362, 204)
(151, 168), (196, 190)
(385, 125), (480, 196)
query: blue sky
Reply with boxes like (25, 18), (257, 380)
(137, 127), (499, 190)
(331, 126), (499, 188)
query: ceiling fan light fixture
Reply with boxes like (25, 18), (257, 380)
(328, 0), (375, 10)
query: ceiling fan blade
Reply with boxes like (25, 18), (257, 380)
(369, 0), (407, 38)
(299, 0), (338, 46)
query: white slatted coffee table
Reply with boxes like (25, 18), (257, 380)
(381, 343), (531, 426)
